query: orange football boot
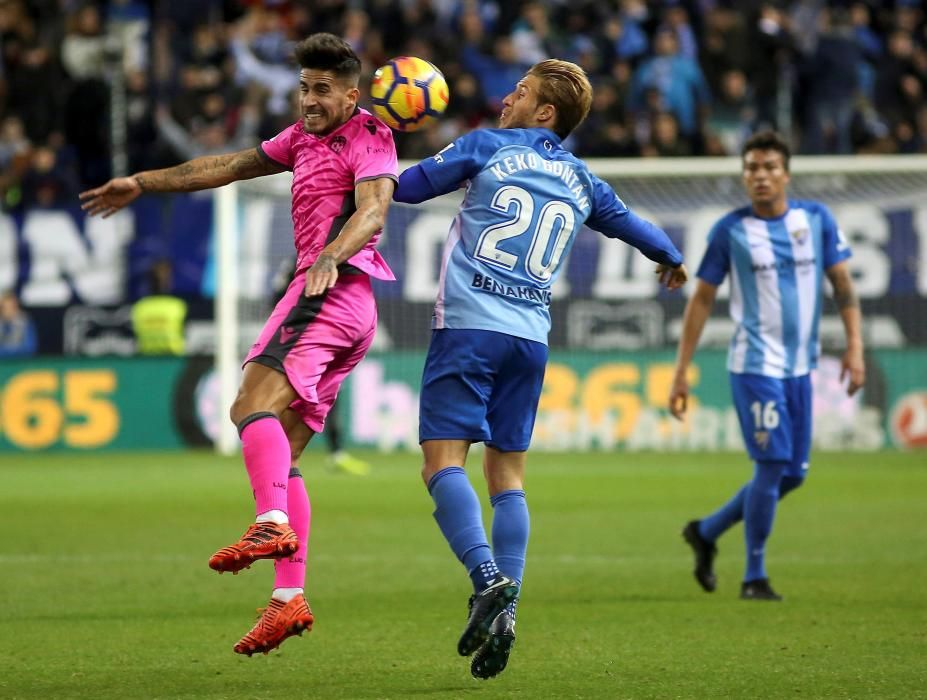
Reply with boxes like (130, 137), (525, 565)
(208, 521), (298, 574)
(234, 594), (314, 656)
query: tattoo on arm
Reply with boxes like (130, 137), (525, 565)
(320, 178), (394, 263)
(830, 269), (859, 310)
(134, 149), (284, 193)
(824, 262), (859, 311)
(355, 178), (394, 222)
(313, 253), (337, 272)
(227, 149), (284, 180)
(833, 282), (858, 310)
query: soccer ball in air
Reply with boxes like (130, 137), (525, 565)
(370, 57), (449, 132)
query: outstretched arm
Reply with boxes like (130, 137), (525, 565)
(303, 176), (396, 297)
(669, 279), (718, 420)
(825, 260), (865, 396)
(79, 148), (286, 218)
(587, 177), (684, 271)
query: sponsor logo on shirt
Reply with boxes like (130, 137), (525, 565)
(279, 325), (299, 344)
(433, 143), (454, 164)
(751, 256), (815, 272)
(471, 273), (551, 305)
(364, 119), (377, 135)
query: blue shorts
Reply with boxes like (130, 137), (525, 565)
(730, 372), (812, 477)
(419, 329), (548, 452)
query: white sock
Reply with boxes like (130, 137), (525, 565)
(272, 587), (303, 603)
(256, 509), (288, 525)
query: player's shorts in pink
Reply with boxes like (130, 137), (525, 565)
(244, 270), (376, 433)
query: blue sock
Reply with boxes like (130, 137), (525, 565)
(427, 467), (493, 584)
(470, 559), (500, 592)
(700, 473), (806, 543)
(491, 489), (528, 622)
(699, 485), (748, 542)
(490, 489), (529, 586)
(743, 460), (788, 582)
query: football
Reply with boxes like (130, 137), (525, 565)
(370, 56), (449, 132)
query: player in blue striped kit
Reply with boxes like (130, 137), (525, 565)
(394, 59), (688, 677)
(669, 130), (865, 600)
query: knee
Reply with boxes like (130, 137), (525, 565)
(229, 384), (280, 427)
(485, 470), (523, 495)
(228, 383), (252, 426)
(421, 461), (441, 488)
(229, 398), (279, 433)
(420, 441), (470, 487)
(754, 459), (788, 486)
(484, 451), (526, 496)
(229, 395), (253, 428)
(779, 475), (806, 498)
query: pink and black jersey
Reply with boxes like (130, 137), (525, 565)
(259, 107), (398, 280)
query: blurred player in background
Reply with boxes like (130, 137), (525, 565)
(80, 33), (397, 654)
(669, 130), (865, 601)
(271, 256), (370, 476)
(394, 59), (688, 679)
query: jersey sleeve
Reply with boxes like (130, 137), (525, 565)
(585, 176), (683, 267)
(696, 219), (731, 285)
(416, 131), (501, 196)
(394, 163), (440, 203)
(259, 123), (298, 170)
(818, 202), (852, 268)
(349, 116), (398, 183)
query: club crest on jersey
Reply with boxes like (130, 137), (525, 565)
(329, 135), (347, 153)
(791, 228), (809, 244)
(754, 430), (770, 450)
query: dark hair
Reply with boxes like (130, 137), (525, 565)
(147, 259), (172, 295)
(293, 33), (361, 85)
(527, 59), (593, 139)
(741, 130), (791, 171)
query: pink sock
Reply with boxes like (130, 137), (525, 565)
(240, 414), (290, 517)
(275, 471), (311, 589)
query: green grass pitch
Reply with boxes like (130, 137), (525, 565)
(2, 450), (925, 699)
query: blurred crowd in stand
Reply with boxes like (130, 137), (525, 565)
(0, 0), (925, 210)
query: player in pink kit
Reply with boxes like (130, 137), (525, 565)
(80, 34), (397, 655)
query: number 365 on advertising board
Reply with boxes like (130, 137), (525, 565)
(0, 370), (118, 449)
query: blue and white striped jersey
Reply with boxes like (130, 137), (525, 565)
(697, 199), (852, 378)
(415, 127), (682, 344)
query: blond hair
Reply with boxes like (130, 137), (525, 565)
(527, 59), (593, 138)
